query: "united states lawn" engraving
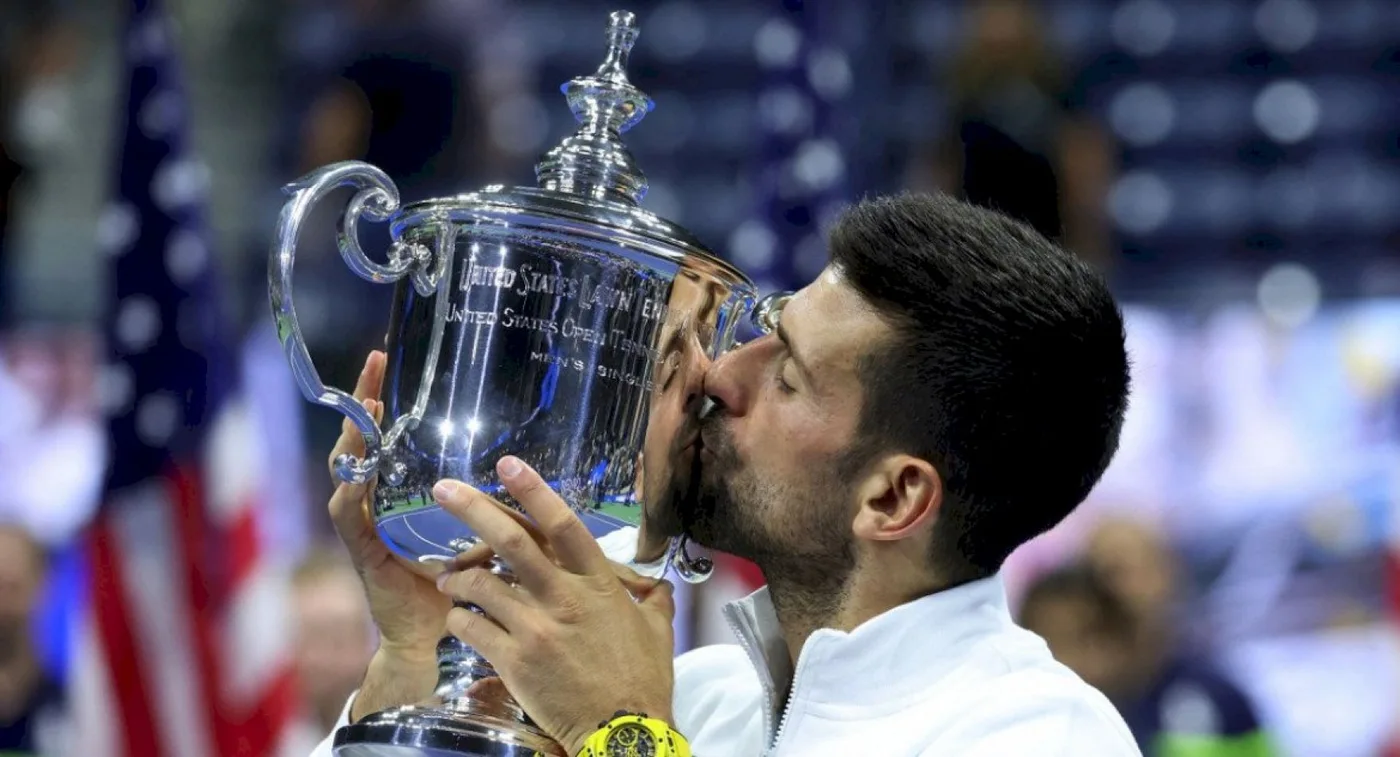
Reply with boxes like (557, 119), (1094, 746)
(459, 261), (669, 322)
(447, 260), (672, 386)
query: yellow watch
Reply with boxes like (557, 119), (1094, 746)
(577, 711), (691, 757)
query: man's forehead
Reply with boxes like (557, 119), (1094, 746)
(785, 269), (873, 325)
(782, 274), (887, 362)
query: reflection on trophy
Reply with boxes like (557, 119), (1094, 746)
(630, 273), (728, 565)
(269, 10), (785, 756)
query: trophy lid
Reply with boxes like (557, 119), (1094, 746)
(535, 10), (653, 205)
(395, 11), (749, 287)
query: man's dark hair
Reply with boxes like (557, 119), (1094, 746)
(1018, 563), (1136, 639)
(828, 192), (1130, 582)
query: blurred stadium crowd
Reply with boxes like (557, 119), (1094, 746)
(1, 1), (1398, 755)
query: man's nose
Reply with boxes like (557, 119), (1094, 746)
(702, 341), (759, 417)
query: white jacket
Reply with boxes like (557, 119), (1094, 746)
(674, 575), (1141, 755)
(312, 573), (1139, 756)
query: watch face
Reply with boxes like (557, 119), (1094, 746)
(604, 722), (658, 757)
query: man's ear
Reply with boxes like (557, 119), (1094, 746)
(850, 455), (942, 542)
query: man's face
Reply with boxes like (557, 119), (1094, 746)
(291, 571), (374, 709)
(1022, 595), (1130, 694)
(679, 267), (891, 580)
(1085, 520), (1175, 622)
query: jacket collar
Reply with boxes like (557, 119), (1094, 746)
(722, 574), (1014, 708)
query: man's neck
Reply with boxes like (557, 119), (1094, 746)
(765, 562), (948, 667)
(766, 580), (837, 667)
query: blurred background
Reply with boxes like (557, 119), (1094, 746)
(1, 0), (1397, 755)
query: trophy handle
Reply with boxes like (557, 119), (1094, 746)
(269, 160), (436, 485)
(750, 291), (792, 336)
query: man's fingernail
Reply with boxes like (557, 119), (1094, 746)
(498, 456), (523, 478)
(435, 571), (451, 592)
(433, 480), (458, 501)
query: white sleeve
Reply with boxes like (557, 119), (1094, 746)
(596, 526), (671, 578)
(307, 693), (357, 757)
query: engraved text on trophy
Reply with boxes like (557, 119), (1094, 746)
(447, 258), (669, 390)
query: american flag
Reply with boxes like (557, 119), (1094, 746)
(690, 0), (854, 647)
(70, 1), (297, 754)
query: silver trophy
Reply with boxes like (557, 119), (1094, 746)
(270, 10), (782, 756)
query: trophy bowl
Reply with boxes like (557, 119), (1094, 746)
(269, 10), (777, 756)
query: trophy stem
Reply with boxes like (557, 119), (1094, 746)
(426, 555), (561, 746)
(432, 631), (531, 725)
(334, 622), (566, 756)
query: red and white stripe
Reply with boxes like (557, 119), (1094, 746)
(72, 397), (298, 757)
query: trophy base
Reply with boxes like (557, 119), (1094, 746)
(333, 706), (565, 757)
(333, 626), (565, 757)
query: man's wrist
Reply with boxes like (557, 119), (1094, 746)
(375, 640), (440, 668)
(349, 646), (439, 722)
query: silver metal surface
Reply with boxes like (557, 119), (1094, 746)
(335, 706), (564, 757)
(332, 619), (565, 757)
(270, 162), (436, 485)
(751, 291), (793, 336)
(269, 9), (763, 757)
(535, 9), (653, 205)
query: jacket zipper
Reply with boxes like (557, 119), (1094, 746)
(765, 649), (809, 755)
(725, 608), (813, 756)
(768, 690), (797, 754)
(725, 612), (779, 750)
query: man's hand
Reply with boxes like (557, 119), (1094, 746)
(329, 351), (452, 719)
(433, 457), (678, 756)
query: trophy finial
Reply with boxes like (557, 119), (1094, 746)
(535, 10), (653, 205)
(598, 11), (640, 82)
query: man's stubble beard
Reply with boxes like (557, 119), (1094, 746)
(679, 415), (856, 614)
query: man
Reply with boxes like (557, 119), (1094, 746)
(278, 548), (376, 757)
(1018, 564), (1137, 699)
(1085, 519), (1277, 756)
(310, 193), (1139, 755)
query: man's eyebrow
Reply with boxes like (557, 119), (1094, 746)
(774, 320), (811, 379)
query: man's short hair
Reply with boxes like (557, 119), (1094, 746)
(828, 193), (1130, 581)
